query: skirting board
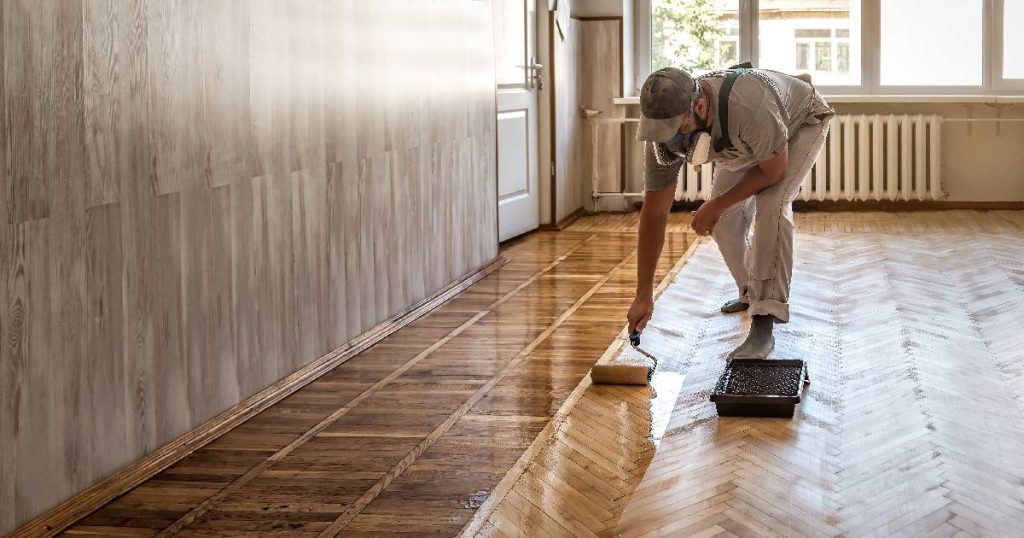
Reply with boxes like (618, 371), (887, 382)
(661, 200), (1024, 212)
(791, 201), (1024, 212)
(539, 207), (589, 231)
(11, 256), (507, 538)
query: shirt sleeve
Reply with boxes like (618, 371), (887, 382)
(736, 85), (788, 162)
(643, 141), (682, 192)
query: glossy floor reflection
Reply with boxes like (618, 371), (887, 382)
(66, 224), (694, 536)
(474, 210), (1024, 538)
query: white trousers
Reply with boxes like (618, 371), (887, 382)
(710, 119), (831, 323)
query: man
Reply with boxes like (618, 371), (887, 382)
(627, 65), (833, 359)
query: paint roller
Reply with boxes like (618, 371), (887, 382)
(590, 332), (659, 386)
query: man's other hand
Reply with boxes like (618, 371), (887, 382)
(690, 198), (724, 236)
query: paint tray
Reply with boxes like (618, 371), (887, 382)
(710, 359), (808, 418)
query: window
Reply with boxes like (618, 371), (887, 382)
(651, 0), (740, 73)
(718, 27), (739, 68)
(759, 1), (861, 86)
(880, 0), (982, 86)
(638, 0), (1024, 95)
(792, 29), (850, 75)
(1004, 0), (1024, 79)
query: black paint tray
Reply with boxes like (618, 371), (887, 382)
(710, 359), (808, 418)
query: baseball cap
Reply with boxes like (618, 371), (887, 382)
(636, 67), (700, 143)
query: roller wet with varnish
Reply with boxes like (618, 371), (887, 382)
(590, 332), (658, 386)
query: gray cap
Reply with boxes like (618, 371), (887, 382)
(636, 67), (699, 143)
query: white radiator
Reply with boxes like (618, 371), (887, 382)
(675, 114), (944, 202)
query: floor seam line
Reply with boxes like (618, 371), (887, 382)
(318, 247), (641, 536)
(157, 234), (600, 535)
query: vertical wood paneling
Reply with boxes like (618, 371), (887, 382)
(0, 1), (497, 532)
(40, 0), (87, 511)
(342, 157), (365, 338)
(229, 177), (260, 397)
(553, 18), (621, 220)
(358, 156), (379, 331)
(0, 1), (12, 515)
(4, 1), (54, 223)
(11, 220), (51, 507)
(325, 161), (348, 344)
(199, 0), (256, 188)
(553, 17), (583, 223)
(83, 203), (127, 480)
(580, 20), (623, 198)
(149, 193), (186, 443)
(0, 0), (14, 517)
(82, 0), (123, 207)
(145, 0), (203, 195)
(181, 183), (237, 422)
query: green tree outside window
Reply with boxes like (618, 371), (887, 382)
(652, 0), (730, 70)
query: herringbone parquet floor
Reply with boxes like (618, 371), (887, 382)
(466, 211), (1024, 538)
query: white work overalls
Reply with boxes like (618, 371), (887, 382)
(710, 118), (831, 322)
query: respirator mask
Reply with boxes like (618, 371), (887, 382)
(653, 110), (712, 170)
(653, 132), (710, 169)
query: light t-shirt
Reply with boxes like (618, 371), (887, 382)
(644, 69), (834, 191)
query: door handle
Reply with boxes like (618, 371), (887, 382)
(528, 56), (544, 90)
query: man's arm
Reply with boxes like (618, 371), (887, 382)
(628, 185), (675, 333)
(716, 144), (788, 208)
(690, 145), (788, 235)
(637, 185), (675, 296)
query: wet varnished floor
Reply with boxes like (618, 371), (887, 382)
(65, 222), (695, 536)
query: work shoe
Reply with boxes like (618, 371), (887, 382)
(720, 298), (749, 314)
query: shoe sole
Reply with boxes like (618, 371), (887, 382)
(720, 303), (749, 314)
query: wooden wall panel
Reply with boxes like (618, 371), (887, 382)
(579, 20), (623, 199)
(553, 16), (583, 223)
(0, 0), (497, 533)
(553, 17), (623, 221)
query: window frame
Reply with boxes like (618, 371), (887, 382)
(993, 0), (1024, 90)
(633, 0), (1024, 96)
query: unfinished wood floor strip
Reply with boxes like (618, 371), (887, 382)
(318, 249), (641, 536)
(152, 235), (601, 535)
(616, 230), (1024, 536)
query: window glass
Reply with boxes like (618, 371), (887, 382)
(652, 0), (740, 74)
(759, 0), (861, 85)
(880, 0), (982, 86)
(1005, 0), (1024, 78)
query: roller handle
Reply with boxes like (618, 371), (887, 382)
(629, 331), (641, 347)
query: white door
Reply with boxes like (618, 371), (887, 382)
(495, 0), (540, 241)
